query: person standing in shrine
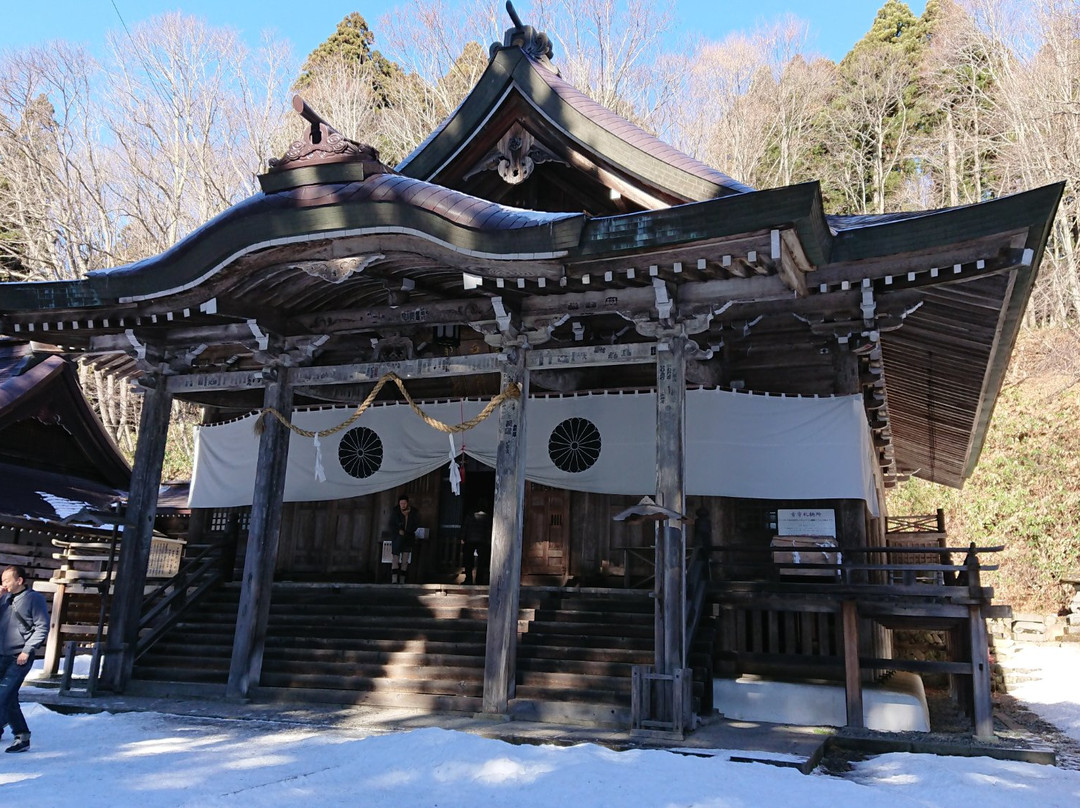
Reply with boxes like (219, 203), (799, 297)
(0, 565), (48, 753)
(389, 495), (419, 584)
(461, 501), (493, 585)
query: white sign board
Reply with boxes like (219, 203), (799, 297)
(777, 508), (836, 537)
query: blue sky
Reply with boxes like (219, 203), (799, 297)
(3, 1), (928, 64)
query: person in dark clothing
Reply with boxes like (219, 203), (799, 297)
(389, 495), (420, 584)
(0, 565), (49, 753)
(461, 502), (493, 584)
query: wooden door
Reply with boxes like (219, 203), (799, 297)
(277, 497), (373, 577)
(522, 483), (569, 580)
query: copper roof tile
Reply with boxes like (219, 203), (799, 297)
(532, 64), (754, 195)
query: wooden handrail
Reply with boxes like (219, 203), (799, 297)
(135, 541), (225, 659)
(886, 510), (946, 533)
(706, 543), (1004, 554)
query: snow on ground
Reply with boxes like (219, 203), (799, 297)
(2, 645), (1078, 807)
(1003, 643), (1080, 744)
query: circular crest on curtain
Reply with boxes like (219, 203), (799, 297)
(338, 426), (384, 479)
(548, 417), (602, 473)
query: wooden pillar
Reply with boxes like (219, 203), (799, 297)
(969, 604), (994, 740)
(482, 345), (528, 714)
(655, 334), (686, 675)
(842, 599), (864, 728)
(226, 369), (293, 700)
(833, 339), (861, 395)
(101, 374), (173, 692)
(42, 581), (67, 676)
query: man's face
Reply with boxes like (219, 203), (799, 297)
(398, 499), (409, 512)
(1, 570), (21, 593)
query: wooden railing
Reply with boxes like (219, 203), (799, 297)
(886, 510), (946, 534)
(708, 541), (1005, 738)
(708, 542), (1000, 593)
(135, 540), (226, 659)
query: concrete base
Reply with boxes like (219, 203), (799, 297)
(714, 672), (930, 732)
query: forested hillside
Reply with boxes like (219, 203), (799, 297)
(888, 327), (1080, 613)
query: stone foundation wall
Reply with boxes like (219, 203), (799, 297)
(989, 613), (1066, 643)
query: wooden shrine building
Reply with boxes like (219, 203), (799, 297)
(0, 8), (1062, 737)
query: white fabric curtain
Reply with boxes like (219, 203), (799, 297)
(188, 390), (879, 514)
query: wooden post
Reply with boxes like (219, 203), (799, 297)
(965, 542), (982, 599)
(101, 374), (173, 692)
(833, 339), (861, 395)
(969, 604), (994, 740)
(842, 599), (864, 728)
(655, 334), (686, 676)
(42, 581), (67, 676)
(482, 346), (528, 714)
(226, 368), (293, 700)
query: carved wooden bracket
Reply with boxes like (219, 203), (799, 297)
(268, 96), (387, 173)
(464, 122), (565, 186)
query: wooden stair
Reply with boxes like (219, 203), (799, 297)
(133, 584), (693, 726)
(511, 589), (655, 725)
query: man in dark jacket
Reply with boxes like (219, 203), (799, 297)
(461, 502), (493, 584)
(0, 565), (49, 753)
(389, 495), (420, 584)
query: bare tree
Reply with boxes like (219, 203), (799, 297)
(748, 17), (832, 189)
(823, 44), (914, 214)
(968, 0), (1080, 323)
(682, 34), (772, 187)
(102, 13), (294, 260)
(376, 0), (497, 164)
(0, 44), (117, 280)
(532, 0), (677, 132)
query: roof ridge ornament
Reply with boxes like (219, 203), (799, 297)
(491, 1), (557, 73)
(268, 95), (384, 173)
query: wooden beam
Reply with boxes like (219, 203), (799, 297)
(521, 285), (657, 319)
(842, 599), (864, 728)
(166, 353), (505, 393)
(42, 581), (67, 677)
(527, 342), (657, 370)
(226, 370), (293, 699)
(289, 297), (497, 335)
(101, 376), (173, 692)
(776, 229), (811, 297)
(812, 237), (1026, 289)
(482, 346), (528, 714)
(165, 342), (665, 394)
(833, 340), (861, 396)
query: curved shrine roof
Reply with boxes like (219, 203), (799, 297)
(398, 46), (752, 204)
(4, 171), (583, 310)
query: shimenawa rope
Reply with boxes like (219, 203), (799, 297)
(253, 371), (520, 439)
